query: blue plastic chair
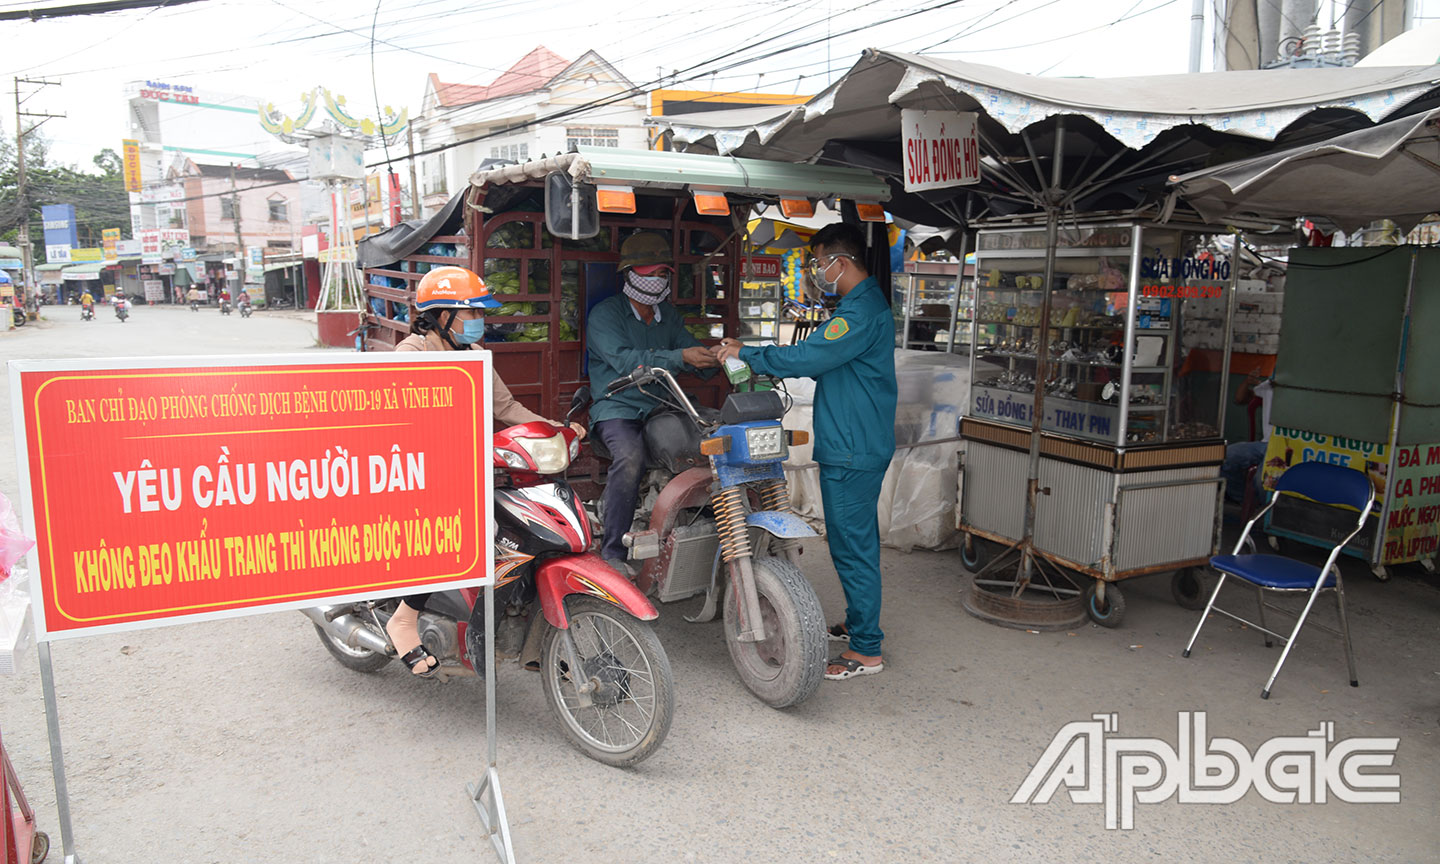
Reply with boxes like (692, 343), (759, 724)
(1182, 461), (1374, 699)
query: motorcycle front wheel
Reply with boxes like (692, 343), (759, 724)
(541, 597), (674, 768)
(723, 555), (826, 708)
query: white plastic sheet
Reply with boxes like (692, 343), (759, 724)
(780, 349), (970, 550)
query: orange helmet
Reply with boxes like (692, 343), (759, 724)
(415, 266), (501, 311)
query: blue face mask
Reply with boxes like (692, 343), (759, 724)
(453, 316), (485, 345)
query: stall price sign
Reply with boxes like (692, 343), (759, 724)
(901, 109), (980, 193)
(9, 353), (494, 640)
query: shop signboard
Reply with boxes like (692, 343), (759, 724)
(740, 256), (783, 281)
(318, 247), (355, 263)
(102, 228), (121, 262)
(115, 239), (142, 258)
(140, 231), (164, 265)
(70, 248), (104, 263)
(122, 139), (142, 193)
(9, 353), (495, 639)
(1262, 428), (1440, 565)
(900, 109), (980, 193)
(142, 279), (165, 301)
(180, 247), (197, 261)
(161, 229), (190, 249)
(246, 246), (265, 274)
(971, 386), (1121, 440)
(42, 205), (79, 265)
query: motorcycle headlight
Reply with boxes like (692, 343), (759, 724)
(745, 425), (787, 461)
(516, 434), (570, 474)
(496, 448), (529, 470)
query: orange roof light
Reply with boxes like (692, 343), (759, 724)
(855, 202), (887, 222)
(596, 185), (636, 214)
(779, 197), (815, 219)
(692, 189), (731, 216)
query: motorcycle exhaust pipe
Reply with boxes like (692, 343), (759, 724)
(301, 606), (392, 655)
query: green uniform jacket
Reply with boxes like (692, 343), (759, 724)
(586, 294), (707, 424)
(740, 276), (897, 471)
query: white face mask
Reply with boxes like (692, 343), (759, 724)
(809, 255), (845, 295)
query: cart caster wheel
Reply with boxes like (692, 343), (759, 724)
(1171, 567), (1211, 611)
(1266, 533), (1280, 551)
(960, 535), (992, 572)
(31, 831), (49, 864)
(1084, 582), (1125, 628)
(1371, 564), (1390, 582)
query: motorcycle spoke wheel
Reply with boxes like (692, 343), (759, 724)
(723, 555), (826, 709)
(541, 597), (673, 768)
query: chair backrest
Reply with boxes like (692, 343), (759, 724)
(1274, 462), (1374, 514)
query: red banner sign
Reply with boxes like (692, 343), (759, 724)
(740, 256), (783, 281)
(10, 354), (494, 640)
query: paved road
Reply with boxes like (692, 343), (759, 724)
(0, 307), (1437, 863)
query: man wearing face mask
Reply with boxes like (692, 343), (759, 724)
(587, 231), (720, 576)
(716, 223), (896, 681)
(388, 266), (583, 677)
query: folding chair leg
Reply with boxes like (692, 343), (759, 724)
(1183, 572), (1228, 658)
(1333, 567), (1359, 688)
(1255, 584), (1273, 648)
(1260, 576), (1328, 699)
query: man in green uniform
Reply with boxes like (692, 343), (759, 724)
(717, 223), (896, 680)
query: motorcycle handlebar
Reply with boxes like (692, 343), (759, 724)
(605, 366), (652, 394)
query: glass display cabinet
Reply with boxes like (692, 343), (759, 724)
(958, 220), (1240, 624)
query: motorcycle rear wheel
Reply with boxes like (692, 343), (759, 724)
(313, 621), (392, 673)
(541, 597), (674, 768)
(723, 555), (826, 708)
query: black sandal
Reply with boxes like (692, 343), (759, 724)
(399, 644), (439, 678)
(826, 623), (850, 643)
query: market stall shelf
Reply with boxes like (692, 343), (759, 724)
(960, 220), (1238, 626)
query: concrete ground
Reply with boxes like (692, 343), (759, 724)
(0, 307), (1436, 863)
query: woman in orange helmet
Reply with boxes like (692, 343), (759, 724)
(388, 265), (585, 677)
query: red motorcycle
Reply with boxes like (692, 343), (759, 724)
(303, 422), (674, 767)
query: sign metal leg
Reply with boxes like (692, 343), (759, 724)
(466, 583), (515, 864)
(38, 641), (81, 864)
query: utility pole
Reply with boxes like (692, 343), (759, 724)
(230, 163), (244, 297)
(405, 125), (421, 220)
(13, 76), (63, 314)
(1189, 0), (1206, 72)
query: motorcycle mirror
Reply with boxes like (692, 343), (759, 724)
(569, 387), (592, 412)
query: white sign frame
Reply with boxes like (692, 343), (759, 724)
(9, 351), (496, 643)
(901, 108), (981, 193)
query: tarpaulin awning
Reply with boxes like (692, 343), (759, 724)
(357, 189), (467, 269)
(1167, 107), (1440, 233)
(61, 262), (108, 281)
(469, 146), (892, 202)
(654, 50), (1440, 226)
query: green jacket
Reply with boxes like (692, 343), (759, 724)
(740, 276), (897, 471)
(587, 294), (707, 424)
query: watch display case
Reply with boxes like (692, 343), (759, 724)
(968, 223), (1231, 446)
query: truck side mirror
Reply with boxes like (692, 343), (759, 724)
(545, 172), (599, 240)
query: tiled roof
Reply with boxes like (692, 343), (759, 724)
(430, 46), (571, 108)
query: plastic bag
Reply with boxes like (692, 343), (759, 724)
(0, 492), (36, 675)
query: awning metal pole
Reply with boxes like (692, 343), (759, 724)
(1019, 119), (1066, 584)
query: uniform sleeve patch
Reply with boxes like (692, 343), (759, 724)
(823, 317), (850, 340)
